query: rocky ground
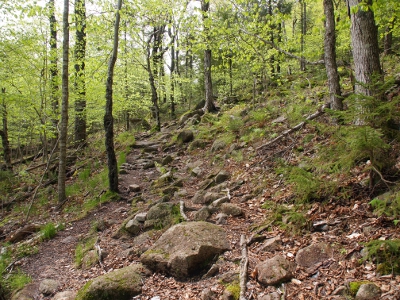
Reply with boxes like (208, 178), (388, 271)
(4, 117), (400, 300)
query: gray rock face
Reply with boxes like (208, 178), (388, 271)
(355, 283), (381, 300)
(39, 279), (59, 295)
(82, 250), (98, 270)
(177, 130), (194, 144)
(211, 139), (227, 152)
(52, 290), (77, 300)
(256, 255), (296, 286)
(140, 221), (230, 278)
(257, 236), (282, 253)
(215, 170), (230, 184)
(295, 243), (333, 268)
(192, 191), (206, 204)
(134, 212), (147, 222)
(75, 264), (150, 300)
(125, 219), (142, 235)
(221, 203), (243, 216)
(194, 206), (211, 221)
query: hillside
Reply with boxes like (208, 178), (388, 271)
(1, 91), (400, 299)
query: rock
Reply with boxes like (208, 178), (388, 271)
(82, 250), (98, 269)
(52, 290), (77, 300)
(129, 184), (141, 192)
(194, 206), (211, 221)
(189, 139), (208, 150)
(215, 170), (230, 184)
(218, 270), (239, 284)
(200, 288), (216, 300)
(216, 213), (228, 225)
(295, 243), (333, 268)
(39, 279), (59, 295)
(177, 130), (194, 144)
(221, 289), (235, 300)
(258, 292), (281, 300)
(211, 139), (227, 152)
(11, 283), (39, 300)
(140, 221), (230, 278)
(152, 172), (174, 188)
(134, 212), (147, 222)
(125, 219), (142, 235)
(210, 196), (230, 208)
(257, 236), (282, 253)
(203, 192), (221, 204)
(144, 203), (175, 230)
(203, 263), (219, 278)
(355, 283), (381, 300)
(75, 264), (150, 300)
(191, 166), (203, 177)
(256, 255), (296, 286)
(221, 203), (243, 216)
(192, 191), (206, 204)
(161, 155), (173, 165)
(119, 169), (128, 175)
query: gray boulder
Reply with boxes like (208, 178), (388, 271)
(221, 203), (243, 216)
(194, 206), (211, 221)
(39, 279), (59, 295)
(11, 283), (39, 300)
(177, 130), (194, 144)
(125, 219), (142, 235)
(75, 264), (150, 300)
(256, 255), (296, 286)
(215, 170), (230, 184)
(141, 221), (230, 278)
(355, 283), (381, 300)
(295, 243), (333, 268)
(211, 139), (227, 152)
(144, 203), (176, 230)
(52, 290), (77, 300)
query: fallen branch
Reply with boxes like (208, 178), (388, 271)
(180, 200), (189, 221)
(239, 234), (249, 300)
(94, 238), (104, 269)
(257, 104), (328, 151)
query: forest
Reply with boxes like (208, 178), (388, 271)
(0, 0), (400, 299)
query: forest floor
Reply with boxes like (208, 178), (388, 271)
(3, 113), (400, 299)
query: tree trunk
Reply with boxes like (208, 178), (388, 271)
(104, 0), (123, 193)
(323, 0), (342, 110)
(48, 0), (59, 146)
(1, 88), (12, 171)
(74, 0), (87, 145)
(58, 0), (70, 203)
(300, 0), (307, 71)
(383, 18), (395, 56)
(201, 0), (216, 112)
(147, 50), (161, 131)
(348, 0), (382, 99)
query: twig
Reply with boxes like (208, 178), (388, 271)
(94, 238), (104, 269)
(257, 104), (328, 151)
(239, 234), (249, 300)
(180, 200), (189, 221)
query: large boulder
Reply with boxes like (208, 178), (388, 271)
(144, 203), (177, 230)
(295, 243), (333, 268)
(256, 255), (296, 286)
(141, 221), (230, 278)
(75, 264), (150, 300)
(177, 130), (194, 144)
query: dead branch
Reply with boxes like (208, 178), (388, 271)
(5, 224), (41, 243)
(257, 104), (328, 151)
(239, 234), (249, 300)
(94, 238), (104, 269)
(180, 200), (189, 221)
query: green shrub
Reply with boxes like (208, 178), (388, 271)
(370, 192), (400, 224)
(40, 222), (57, 240)
(362, 239), (400, 275)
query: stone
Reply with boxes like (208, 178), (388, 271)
(200, 288), (216, 300)
(355, 283), (381, 300)
(192, 191), (206, 204)
(218, 270), (239, 284)
(11, 283), (39, 300)
(75, 264), (151, 300)
(258, 292), (281, 300)
(189, 139), (207, 150)
(144, 203), (175, 230)
(134, 212), (147, 223)
(295, 243), (333, 268)
(211, 139), (227, 152)
(125, 219), (142, 235)
(216, 213), (228, 225)
(257, 236), (282, 253)
(177, 130), (194, 144)
(221, 289), (235, 300)
(129, 184), (141, 192)
(119, 169), (128, 175)
(215, 170), (230, 184)
(221, 203), (243, 216)
(52, 290), (77, 300)
(210, 196), (230, 208)
(161, 155), (173, 165)
(141, 221), (230, 278)
(256, 255), (296, 286)
(203, 192), (221, 204)
(82, 250), (98, 270)
(39, 279), (59, 295)
(194, 206), (211, 221)
(191, 166), (203, 177)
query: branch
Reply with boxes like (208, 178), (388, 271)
(180, 200), (189, 221)
(240, 29), (324, 66)
(239, 234), (249, 300)
(257, 104), (328, 151)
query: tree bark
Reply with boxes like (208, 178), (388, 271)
(323, 0), (342, 110)
(74, 0), (87, 145)
(348, 0), (382, 99)
(48, 0), (59, 146)
(201, 0), (216, 112)
(300, 0), (307, 71)
(104, 0), (123, 193)
(1, 88), (12, 170)
(383, 18), (395, 56)
(58, 0), (70, 203)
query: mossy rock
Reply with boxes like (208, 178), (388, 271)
(75, 264), (150, 300)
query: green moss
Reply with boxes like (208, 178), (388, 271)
(225, 283), (240, 300)
(349, 281), (370, 296)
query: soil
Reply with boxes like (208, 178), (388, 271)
(5, 123), (400, 299)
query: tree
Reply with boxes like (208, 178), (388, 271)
(201, 0), (216, 112)
(74, 0), (87, 145)
(58, 0), (70, 203)
(0, 88), (12, 171)
(323, 0), (342, 110)
(104, 0), (123, 193)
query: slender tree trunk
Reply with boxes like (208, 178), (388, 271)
(74, 0), (87, 145)
(48, 0), (59, 146)
(0, 88), (12, 171)
(323, 0), (342, 110)
(147, 49), (161, 131)
(58, 0), (70, 203)
(201, 0), (216, 112)
(169, 25), (176, 118)
(300, 0), (307, 71)
(383, 18), (395, 56)
(104, 0), (123, 193)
